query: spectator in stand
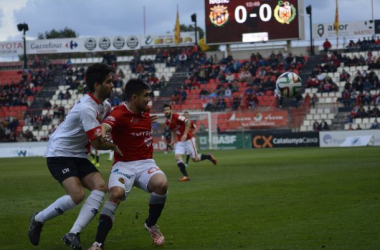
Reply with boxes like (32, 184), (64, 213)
(77, 82), (85, 94)
(231, 94), (241, 110)
(371, 105), (380, 117)
(356, 104), (367, 118)
(319, 119), (329, 131)
(323, 39), (332, 53)
(225, 72), (235, 82)
(340, 70), (351, 82)
(216, 98), (227, 111)
(179, 88), (187, 103)
(179, 52), (187, 67)
(57, 90), (64, 100)
(356, 124), (363, 130)
(44, 99), (52, 109)
(311, 93), (319, 108)
(341, 89), (351, 107)
(239, 68), (252, 82)
(313, 120), (320, 132)
(63, 89), (71, 100)
(370, 120), (379, 129)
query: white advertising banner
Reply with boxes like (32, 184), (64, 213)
(340, 135), (374, 147)
(26, 35), (141, 54)
(0, 41), (24, 57)
(0, 32), (198, 57)
(141, 32), (197, 47)
(313, 20), (375, 39)
(0, 142), (48, 158)
(320, 130), (380, 147)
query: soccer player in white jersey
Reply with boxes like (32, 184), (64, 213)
(28, 63), (123, 250)
(163, 104), (217, 181)
(88, 79), (168, 250)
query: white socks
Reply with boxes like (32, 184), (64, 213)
(35, 195), (76, 223)
(70, 190), (105, 234)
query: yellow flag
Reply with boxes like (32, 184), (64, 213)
(334, 0), (339, 36)
(199, 38), (210, 52)
(174, 9), (181, 44)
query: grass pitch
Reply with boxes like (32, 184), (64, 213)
(0, 147), (379, 250)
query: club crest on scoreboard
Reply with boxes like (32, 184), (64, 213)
(209, 5), (229, 27)
(274, 0), (296, 24)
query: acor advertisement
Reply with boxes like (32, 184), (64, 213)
(313, 20), (376, 38)
(251, 131), (319, 149)
(320, 130), (380, 147)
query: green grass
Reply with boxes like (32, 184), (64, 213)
(0, 147), (379, 250)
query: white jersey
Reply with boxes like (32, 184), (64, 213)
(44, 93), (112, 158)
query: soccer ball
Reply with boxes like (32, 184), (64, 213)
(276, 72), (302, 98)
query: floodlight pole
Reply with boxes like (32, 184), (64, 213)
(23, 30), (27, 69)
(191, 13), (198, 45)
(306, 5), (314, 56)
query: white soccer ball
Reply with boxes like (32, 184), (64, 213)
(276, 72), (303, 98)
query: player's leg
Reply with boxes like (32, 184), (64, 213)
(90, 147), (96, 164)
(189, 138), (217, 165)
(89, 162), (134, 250)
(185, 154), (190, 167)
(63, 158), (107, 249)
(95, 149), (100, 167)
(135, 161), (167, 246)
(29, 157), (84, 246)
(175, 141), (190, 181)
(107, 150), (114, 162)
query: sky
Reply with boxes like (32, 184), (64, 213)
(0, 0), (379, 43)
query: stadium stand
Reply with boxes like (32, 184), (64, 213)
(301, 36), (380, 132)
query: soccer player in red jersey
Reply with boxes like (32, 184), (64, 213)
(183, 111), (196, 167)
(163, 104), (217, 182)
(88, 79), (168, 250)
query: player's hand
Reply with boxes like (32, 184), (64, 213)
(180, 134), (187, 141)
(113, 144), (124, 156)
(150, 115), (158, 122)
(102, 132), (112, 142)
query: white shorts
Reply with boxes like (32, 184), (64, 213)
(175, 137), (198, 158)
(108, 159), (165, 200)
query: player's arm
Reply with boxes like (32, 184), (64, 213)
(90, 135), (122, 156)
(171, 131), (177, 143)
(181, 119), (191, 141)
(82, 108), (123, 156)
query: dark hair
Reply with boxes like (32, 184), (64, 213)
(163, 104), (171, 110)
(124, 79), (150, 101)
(85, 63), (115, 92)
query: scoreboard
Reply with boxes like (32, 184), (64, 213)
(204, 0), (305, 45)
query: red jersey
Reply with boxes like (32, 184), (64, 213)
(103, 104), (153, 164)
(165, 113), (193, 141)
(190, 121), (196, 133)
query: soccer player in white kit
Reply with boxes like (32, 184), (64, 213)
(163, 104), (217, 181)
(88, 79), (168, 250)
(28, 63), (123, 250)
